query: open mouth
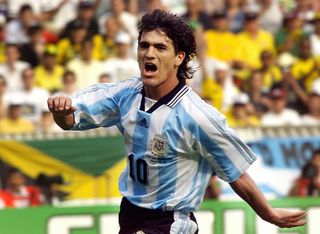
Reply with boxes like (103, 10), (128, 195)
(144, 62), (158, 72)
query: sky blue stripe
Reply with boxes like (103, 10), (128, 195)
(79, 87), (139, 117)
(119, 167), (129, 195)
(192, 158), (212, 208)
(129, 111), (150, 202)
(188, 92), (256, 164)
(178, 104), (241, 182)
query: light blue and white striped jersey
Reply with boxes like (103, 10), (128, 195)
(71, 78), (256, 212)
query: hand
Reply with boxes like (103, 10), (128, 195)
(265, 208), (306, 228)
(47, 96), (77, 116)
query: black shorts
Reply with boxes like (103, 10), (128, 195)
(119, 197), (199, 234)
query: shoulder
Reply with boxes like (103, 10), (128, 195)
(75, 78), (142, 97)
(182, 89), (226, 122)
(284, 108), (300, 117)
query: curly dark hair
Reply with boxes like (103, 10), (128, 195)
(138, 9), (197, 81)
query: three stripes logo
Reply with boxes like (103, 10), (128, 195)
(137, 118), (148, 128)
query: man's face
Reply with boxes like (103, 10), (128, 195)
(7, 172), (25, 192)
(137, 30), (185, 89)
(271, 98), (286, 113)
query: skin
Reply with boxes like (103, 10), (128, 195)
(231, 173), (306, 228)
(47, 29), (306, 228)
(137, 30), (185, 99)
(47, 29), (185, 128)
(21, 68), (35, 91)
(7, 172), (26, 193)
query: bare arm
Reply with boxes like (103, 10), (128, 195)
(47, 96), (77, 130)
(230, 172), (306, 228)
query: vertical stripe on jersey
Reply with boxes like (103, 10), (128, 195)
(162, 107), (213, 212)
(72, 83), (142, 130)
(143, 105), (174, 208)
(130, 110), (150, 200)
(186, 92), (256, 182)
(119, 94), (144, 198)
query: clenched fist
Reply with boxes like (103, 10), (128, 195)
(47, 96), (77, 129)
(47, 96), (77, 116)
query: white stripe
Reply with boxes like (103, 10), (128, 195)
(170, 211), (197, 234)
(139, 105), (173, 206)
(167, 86), (189, 107)
(183, 93), (254, 180)
(122, 97), (143, 196)
(165, 129), (199, 209)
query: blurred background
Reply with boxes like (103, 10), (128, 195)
(0, 0), (320, 233)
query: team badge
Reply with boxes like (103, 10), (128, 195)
(150, 134), (168, 157)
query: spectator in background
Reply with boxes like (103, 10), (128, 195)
(42, 0), (84, 34)
(7, 0), (53, 19)
(38, 109), (63, 134)
(261, 85), (301, 126)
(246, 70), (269, 118)
(0, 99), (34, 134)
(99, 0), (138, 39)
(134, 0), (168, 15)
(204, 176), (221, 199)
(292, 0), (317, 33)
(0, 44), (30, 91)
(290, 37), (320, 92)
(10, 67), (50, 125)
(56, 20), (88, 65)
(301, 82), (320, 125)
(5, 4), (38, 45)
(275, 12), (305, 57)
(258, 0), (283, 34)
(53, 70), (77, 97)
(67, 39), (104, 89)
(0, 75), (8, 119)
(34, 45), (64, 93)
(202, 0), (224, 16)
(289, 149), (320, 197)
(0, 168), (42, 208)
(0, 14), (6, 64)
(259, 50), (283, 91)
(225, 92), (260, 128)
(19, 24), (46, 68)
(224, 0), (246, 33)
(99, 73), (112, 83)
(95, 16), (121, 60)
(204, 10), (238, 63)
(202, 61), (239, 112)
(236, 11), (276, 69)
(103, 31), (140, 83)
(310, 13), (320, 57)
(181, 0), (212, 30)
(61, 1), (99, 39)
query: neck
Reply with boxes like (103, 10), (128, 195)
(311, 112), (320, 119)
(247, 30), (258, 37)
(144, 78), (180, 100)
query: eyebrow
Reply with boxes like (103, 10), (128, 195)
(139, 41), (167, 48)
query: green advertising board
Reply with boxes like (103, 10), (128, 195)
(0, 197), (319, 234)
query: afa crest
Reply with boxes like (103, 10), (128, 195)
(150, 134), (168, 157)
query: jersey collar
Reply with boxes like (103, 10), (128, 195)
(140, 81), (189, 113)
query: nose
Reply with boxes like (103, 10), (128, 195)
(145, 46), (155, 59)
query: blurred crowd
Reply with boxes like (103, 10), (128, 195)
(0, 166), (67, 208)
(0, 0), (320, 135)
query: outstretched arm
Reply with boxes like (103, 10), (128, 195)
(47, 96), (77, 130)
(230, 172), (306, 228)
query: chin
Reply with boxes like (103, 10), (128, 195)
(141, 78), (157, 87)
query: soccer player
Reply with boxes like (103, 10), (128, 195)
(48, 10), (306, 234)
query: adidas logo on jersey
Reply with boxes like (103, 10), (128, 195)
(137, 118), (148, 128)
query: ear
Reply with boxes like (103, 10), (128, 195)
(174, 52), (186, 67)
